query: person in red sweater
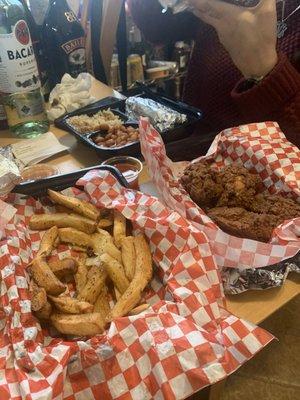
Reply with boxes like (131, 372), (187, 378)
(128, 0), (300, 147)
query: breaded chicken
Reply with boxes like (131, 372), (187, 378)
(216, 165), (261, 208)
(180, 162), (223, 208)
(207, 207), (281, 243)
(248, 193), (300, 220)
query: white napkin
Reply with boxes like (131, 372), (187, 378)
(11, 131), (69, 166)
(47, 73), (97, 121)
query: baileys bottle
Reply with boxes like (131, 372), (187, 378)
(42, 0), (87, 90)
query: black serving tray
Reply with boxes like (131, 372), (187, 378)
(55, 101), (141, 158)
(13, 165), (128, 197)
(54, 90), (202, 159)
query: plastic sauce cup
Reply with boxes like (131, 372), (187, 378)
(102, 156), (143, 190)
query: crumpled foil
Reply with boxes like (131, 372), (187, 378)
(223, 252), (300, 294)
(0, 153), (21, 196)
(158, 0), (190, 13)
(126, 97), (187, 131)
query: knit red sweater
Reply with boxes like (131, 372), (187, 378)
(128, 0), (300, 148)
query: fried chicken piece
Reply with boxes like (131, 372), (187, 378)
(249, 193), (300, 220)
(207, 207), (281, 242)
(180, 162), (223, 208)
(216, 165), (261, 209)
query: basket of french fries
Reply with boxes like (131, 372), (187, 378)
(0, 169), (273, 399)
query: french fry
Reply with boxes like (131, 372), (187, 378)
(55, 204), (73, 214)
(113, 210), (126, 248)
(34, 301), (52, 320)
(98, 218), (113, 229)
(58, 227), (93, 248)
(110, 235), (152, 319)
(128, 304), (150, 316)
(48, 295), (94, 314)
(30, 213), (97, 234)
(74, 257), (88, 295)
(121, 236), (136, 281)
(109, 284), (141, 321)
(48, 258), (78, 280)
(48, 189), (100, 221)
(29, 280), (47, 311)
(94, 287), (111, 321)
(77, 264), (107, 304)
(51, 313), (105, 336)
(58, 228), (122, 262)
(72, 245), (86, 252)
(92, 233), (122, 262)
(100, 253), (129, 295)
(37, 226), (58, 257)
(30, 257), (65, 295)
(114, 287), (121, 301)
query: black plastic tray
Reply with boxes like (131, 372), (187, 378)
(54, 90), (202, 159)
(55, 100), (141, 158)
(13, 165), (128, 197)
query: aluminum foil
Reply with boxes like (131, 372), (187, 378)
(126, 97), (187, 131)
(222, 252), (300, 294)
(0, 153), (21, 196)
(158, 0), (190, 13)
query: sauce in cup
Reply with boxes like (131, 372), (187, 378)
(102, 157), (143, 189)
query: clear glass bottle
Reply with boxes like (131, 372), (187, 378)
(0, 0), (49, 138)
(20, 0), (50, 100)
(42, 0), (87, 91)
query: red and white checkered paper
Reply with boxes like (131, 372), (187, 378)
(0, 170), (273, 400)
(140, 119), (300, 270)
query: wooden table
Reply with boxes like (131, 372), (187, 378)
(1, 80), (299, 399)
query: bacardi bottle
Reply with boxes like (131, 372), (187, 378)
(0, 0), (49, 137)
(42, 0), (87, 91)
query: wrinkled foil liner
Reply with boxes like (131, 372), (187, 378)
(222, 252), (300, 294)
(126, 97), (187, 131)
(0, 153), (21, 196)
(159, 0), (191, 13)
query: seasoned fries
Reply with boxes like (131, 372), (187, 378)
(35, 301), (52, 320)
(29, 280), (47, 312)
(30, 213), (96, 234)
(77, 264), (107, 304)
(29, 189), (153, 337)
(113, 210), (126, 248)
(94, 287), (111, 322)
(110, 235), (152, 319)
(121, 236), (135, 280)
(74, 258), (88, 295)
(58, 227), (92, 248)
(30, 257), (65, 295)
(37, 226), (58, 257)
(51, 313), (104, 336)
(48, 295), (93, 314)
(100, 253), (130, 294)
(48, 189), (100, 221)
(128, 304), (150, 316)
(48, 258), (77, 280)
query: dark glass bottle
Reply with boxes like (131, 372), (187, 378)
(42, 0), (87, 90)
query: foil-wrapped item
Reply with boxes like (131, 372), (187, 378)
(126, 97), (187, 131)
(0, 154), (21, 196)
(222, 252), (300, 294)
(158, 0), (190, 13)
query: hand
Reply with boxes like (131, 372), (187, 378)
(189, 0), (278, 78)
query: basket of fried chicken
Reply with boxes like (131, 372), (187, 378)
(140, 119), (300, 292)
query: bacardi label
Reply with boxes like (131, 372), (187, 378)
(0, 20), (40, 94)
(61, 36), (86, 78)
